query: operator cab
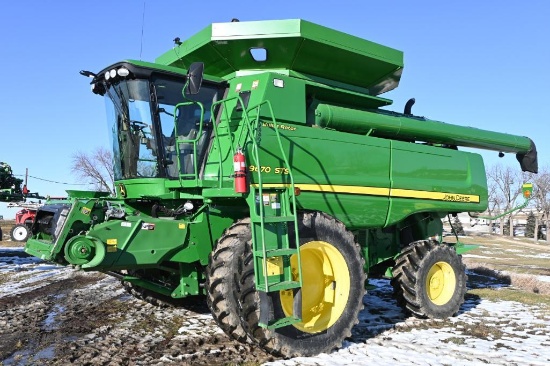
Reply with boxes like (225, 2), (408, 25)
(85, 61), (222, 181)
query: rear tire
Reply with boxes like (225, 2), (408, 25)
(10, 224), (30, 242)
(205, 218), (250, 344)
(391, 240), (467, 318)
(238, 212), (365, 357)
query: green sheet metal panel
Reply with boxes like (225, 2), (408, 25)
(156, 19), (404, 94)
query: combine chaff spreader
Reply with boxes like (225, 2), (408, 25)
(24, 19), (537, 356)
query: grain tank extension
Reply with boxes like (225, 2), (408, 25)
(24, 19), (537, 357)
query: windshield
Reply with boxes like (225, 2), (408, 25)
(104, 75), (220, 181)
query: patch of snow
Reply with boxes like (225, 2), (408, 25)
(462, 254), (492, 259)
(266, 282), (550, 366)
(519, 253), (550, 259)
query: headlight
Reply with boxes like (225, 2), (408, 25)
(117, 67), (130, 77)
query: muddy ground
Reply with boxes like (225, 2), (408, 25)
(0, 227), (549, 365)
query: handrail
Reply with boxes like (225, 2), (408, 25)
(244, 100), (302, 292)
(210, 95), (252, 188)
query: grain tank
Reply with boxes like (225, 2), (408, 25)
(24, 19), (537, 357)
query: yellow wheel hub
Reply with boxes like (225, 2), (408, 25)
(280, 241), (350, 333)
(426, 261), (456, 305)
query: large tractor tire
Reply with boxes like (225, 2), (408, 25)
(10, 224), (30, 242)
(391, 240), (467, 319)
(205, 218), (250, 344)
(121, 269), (208, 313)
(238, 212), (366, 357)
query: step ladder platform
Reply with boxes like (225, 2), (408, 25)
(254, 248), (298, 258)
(251, 215), (296, 223)
(260, 316), (302, 330)
(265, 280), (301, 292)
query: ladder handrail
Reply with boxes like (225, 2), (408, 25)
(210, 95), (255, 189)
(245, 100), (303, 293)
(208, 95), (303, 323)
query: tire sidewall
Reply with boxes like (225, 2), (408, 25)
(416, 246), (465, 318)
(266, 212), (365, 355)
(10, 224), (29, 242)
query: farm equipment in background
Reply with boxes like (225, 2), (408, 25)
(24, 20), (537, 357)
(0, 163), (47, 241)
(6, 201), (43, 242)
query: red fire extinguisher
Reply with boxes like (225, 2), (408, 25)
(234, 147), (248, 193)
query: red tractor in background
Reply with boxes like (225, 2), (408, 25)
(7, 202), (42, 242)
(1, 162), (49, 242)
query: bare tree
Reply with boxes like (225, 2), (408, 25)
(486, 164), (529, 237)
(71, 147), (115, 195)
(532, 166), (550, 242)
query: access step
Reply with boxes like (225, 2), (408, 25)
(260, 316), (301, 329)
(265, 280), (301, 292)
(254, 248), (298, 258)
(251, 215), (295, 223)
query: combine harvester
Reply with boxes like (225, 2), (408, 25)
(24, 20), (537, 356)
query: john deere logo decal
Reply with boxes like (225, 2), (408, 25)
(118, 183), (127, 198)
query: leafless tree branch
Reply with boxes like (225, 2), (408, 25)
(71, 147), (115, 195)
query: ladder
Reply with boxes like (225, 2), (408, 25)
(208, 96), (303, 328)
(245, 101), (303, 329)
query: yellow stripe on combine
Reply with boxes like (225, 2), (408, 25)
(390, 189), (480, 203)
(254, 184), (479, 203)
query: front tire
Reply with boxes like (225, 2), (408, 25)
(205, 218), (250, 344)
(391, 240), (467, 318)
(10, 224), (30, 242)
(238, 212), (365, 357)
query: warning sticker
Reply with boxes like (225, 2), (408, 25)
(142, 223), (155, 230)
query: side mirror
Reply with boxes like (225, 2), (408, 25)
(186, 62), (204, 95)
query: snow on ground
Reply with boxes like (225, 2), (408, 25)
(0, 248), (71, 297)
(266, 279), (550, 366)
(1, 249), (549, 365)
(462, 254), (492, 259)
(522, 253), (550, 259)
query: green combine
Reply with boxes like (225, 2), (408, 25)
(24, 19), (537, 357)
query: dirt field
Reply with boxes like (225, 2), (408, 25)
(0, 232), (549, 365)
(0, 221), (16, 246)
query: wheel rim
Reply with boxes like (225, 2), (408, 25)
(280, 241), (350, 333)
(426, 261), (456, 305)
(12, 226), (28, 241)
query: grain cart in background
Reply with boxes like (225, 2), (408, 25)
(24, 20), (537, 357)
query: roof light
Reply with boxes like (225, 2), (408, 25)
(105, 71), (111, 80)
(110, 69), (117, 79)
(117, 67), (130, 77)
